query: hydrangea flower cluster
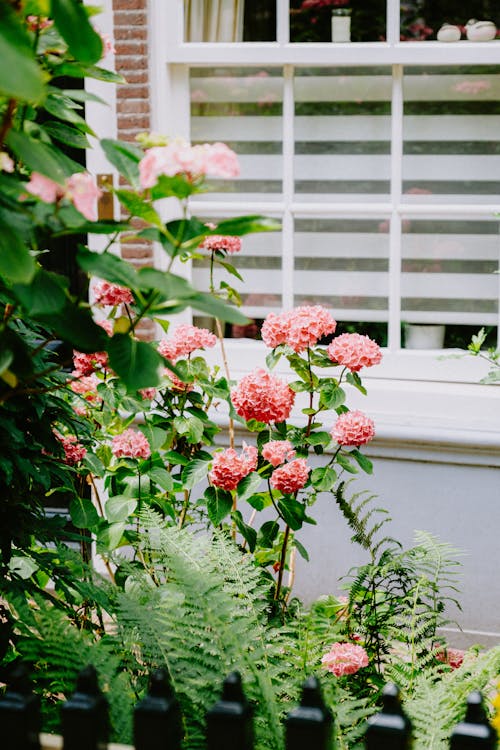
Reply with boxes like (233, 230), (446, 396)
(321, 642), (369, 677)
(111, 429), (151, 460)
(261, 305), (337, 353)
(231, 368), (295, 424)
(327, 333), (382, 372)
(139, 140), (240, 189)
(69, 373), (101, 399)
(93, 280), (134, 307)
(209, 444), (258, 491)
(200, 235), (242, 254)
(25, 171), (102, 221)
(55, 433), (87, 466)
(331, 411), (375, 447)
(157, 324), (217, 361)
(262, 440), (296, 467)
(435, 646), (465, 670)
(270, 458), (310, 494)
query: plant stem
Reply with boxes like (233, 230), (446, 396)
(86, 474), (116, 584)
(274, 524), (291, 602)
(0, 99), (16, 146)
(305, 348), (315, 437)
(178, 489), (190, 529)
(285, 546), (296, 602)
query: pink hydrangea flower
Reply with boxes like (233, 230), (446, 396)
(204, 142), (240, 178)
(261, 306), (337, 353)
(209, 443), (258, 491)
(93, 280), (134, 307)
(138, 140), (239, 189)
(158, 324), (217, 362)
(66, 172), (102, 221)
(139, 387), (157, 400)
(26, 15), (54, 31)
(69, 372), (99, 395)
(72, 350), (108, 376)
(321, 642), (369, 677)
(100, 32), (116, 57)
(55, 433), (87, 466)
(231, 369), (295, 424)
(0, 152), (14, 173)
(97, 319), (114, 336)
(270, 458), (310, 494)
(262, 440), (296, 467)
(200, 235), (242, 254)
(164, 369), (194, 392)
(331, 411), (375, 447)
(112, 429), (151, 460)
(435, 646), (465, 669)
(327, 333), (382, 372)
(25, 173), (64, 204)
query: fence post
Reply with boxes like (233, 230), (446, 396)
(134, 668), (182, 750)
(285, 675), (333, 750)
(365, 683), (412, 750)
(449, 690), (497, 750)
(0, 662), (41, 750)
(206, 671), (253, 750)
(60, 665), (108, 750)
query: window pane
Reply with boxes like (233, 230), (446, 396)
(400, 1), (500, 42)
(294, 67), (392, 203)
(192, 217), (283, 335)
(403, 66), (500, 203)
(291, 0), (386, 43)
(294, 216), (390, 343)
(190, 67), (283, 202)
(401, 217), (499, 348)
(184, 0), (276, 42)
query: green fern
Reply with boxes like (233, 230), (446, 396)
(334, 481), (399, 558)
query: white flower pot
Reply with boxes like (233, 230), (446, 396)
(331, 9), (351, 43)
(404, 324), (446, 350)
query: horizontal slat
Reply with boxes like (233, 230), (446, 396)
(191, 115), (282, 139)
(401, 273), (498, 298)
(295, 270), (388, 295)
(403, 235), (500, 260)
(295, 233), (389, 257)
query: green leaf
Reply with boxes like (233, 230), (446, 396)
(108, 335), (163, 391)
(115, 190), (164, 228)
(42, 121), (91, 149)
(70, 497), (100, 529)
(163, 450), (189, 466)
(0, 223), (36, 284)
(136, 267), (193, 298)
(266, 349), (282, 371)
(247, 492), (272, 511)
(306, 431), (331, 447)
(12, 269), (67, 316)
(173, 415), (204, 444)
(61, 88), (107, 105)
(9, 556), (39, 580)
(319, 383), (346, 410)
(0, 349), (13, 376)
(182, 458), (210, 490)
(204, 486), (233, 525)
(277, 498), (306, 531)
(96, 521), (127, 552)
(218, 260), (244, 282)
(346, 371), (367, 395)
(188, 291), (249, 325)
(257, 520), (279, 548)
(105, 496), (137, 524)
(310, 466), (337, 492)
(231, 510), (257, 552)
(211, 215), (281, 236)
(350, 449), (373, 474)
(77, 247), (138, 288)
(101, 138), (142, 189)
(43, 93), (94, 133)
(50, 0), (103, 64)
(237, 471), (262, 502)
(37, 300), (108, 352)
(335, 453), (358, 474)
(80, 65), (126, 84)
(147, 467), (173, 491)
(6, 130), (68, 183)
(293, 538), (309, 561)
(137, 425), (167, 451)
(0, 5), (46, 103)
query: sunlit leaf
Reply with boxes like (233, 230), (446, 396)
(50, 0), (103, 64)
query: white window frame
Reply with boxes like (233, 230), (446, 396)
(146, 0), (500, 443)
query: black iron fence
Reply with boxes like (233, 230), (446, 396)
(0, 663), (497, 750)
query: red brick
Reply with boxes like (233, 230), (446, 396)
(121, 246), (154, 260)
(115, 41), (147, 56)
(117, 85), (149, 99)
(115, 26), (147, 40)
(115, 56), (148, 71)
(114, 11), (146, 26)
(113, 0), (147, 11)
(118, 70), (148, 85)
(117, 99), (150, 114)
(117, 114), (150, 130)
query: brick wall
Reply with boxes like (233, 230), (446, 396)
(113, 0), (155, 339)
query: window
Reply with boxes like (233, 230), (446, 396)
(151, 1), (500, 395)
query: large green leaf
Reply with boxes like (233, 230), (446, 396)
(12, 269), (67, 316)
(107, 334), (163, 391)
(182, 458), (210, 490)
(0, 223), (36, 284)
(205, 486), (233, 526)
(136, 268), (194, 297)
(50, 0), (103, 65)
(0, 5), (46, 103)
(37, 300), (108, 352)
(77, 247), (139, 288)
(70, 497), (100, 529)
(187, 291), (249, 325)
(101, 139), (142, 189)
(42, 121), (91, 149)
(310, 466), (337, 492)
(105, 496), (137, 524)
(115, 190), (164, 228)
(43, 92), (94, 133)
(6, 130), (68, 183)
(278, 498), (306, 531)
(210, 215), (281, 236)
(237, 471), (262, 502)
